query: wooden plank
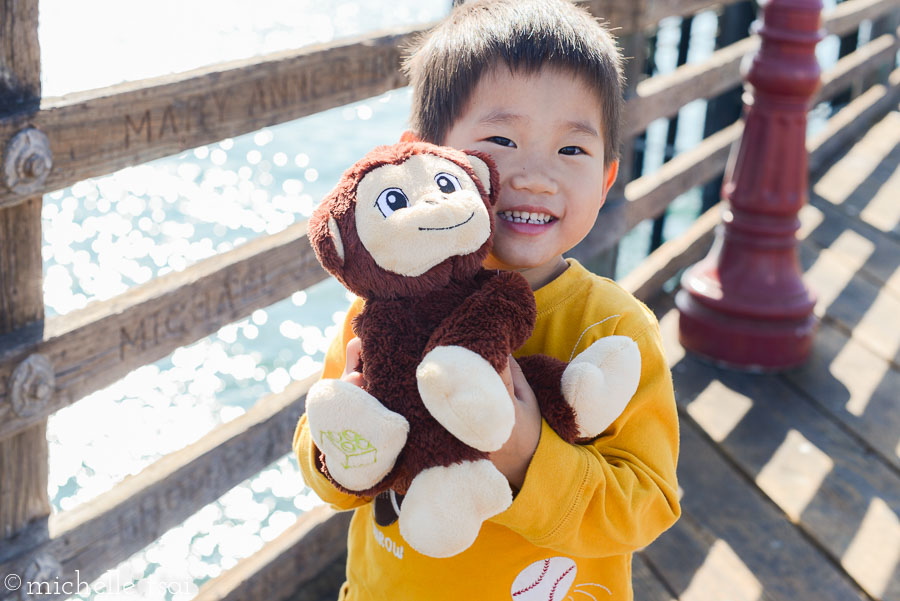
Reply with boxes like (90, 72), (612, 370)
(632, 553), (676, 601)
(799, 240), (900, 368)
(642, 415), (869, 601)
(573, 80), (885, 263)
(807, 69), (900, 176)
(802, 197), (900, 299)
(286, 550), (348, 601)
(0, 0), (656, 211)
(0, 0), (40, 110)
(624, 121), (742, 229)
(624, 37), (757, 137)
(576, 66), (899, 260)
(570, 18), (650, 273)
(0, 374), (317, 595)
(785, 320), (900, 473)
(577, 0), (642, 33)
(0, 25), (420, 210)
(620, 200), (721, 302)
(195, 507), (350, 601)
(658, 301), (900, 600)
(643, 0), (745, 26)
(0, 220), (326, 442)
(621, 1), (896, 138)
(814, 30), (900, 105)
(823, 0), (900, 38)
(811, 104), (900, 240)
(0, 0), (51, 558)
(0, 0), (887, 214)
(675, 359), (900, 599)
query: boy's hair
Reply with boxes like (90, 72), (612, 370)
(403, 0), (624, 167)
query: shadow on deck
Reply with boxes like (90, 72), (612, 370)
(635, 105), (900, 601)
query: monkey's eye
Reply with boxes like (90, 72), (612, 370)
(434, 172), (462, 194)
(375, 188), (409, 217)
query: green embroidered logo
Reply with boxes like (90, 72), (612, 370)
(320, 429), (378, 469)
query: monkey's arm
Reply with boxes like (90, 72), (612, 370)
(415, 271), (535, 452)
(423, 270), (536, 370)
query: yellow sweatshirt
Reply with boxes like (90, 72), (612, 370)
(293, 259), (680, 601)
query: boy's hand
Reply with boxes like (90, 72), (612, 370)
(342, 337), (365, 388)
(490, 356), (541, 492)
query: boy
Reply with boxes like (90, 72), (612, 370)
(293, 1), (681, 599)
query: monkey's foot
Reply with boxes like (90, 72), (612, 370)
(399, 459), (512, 558)
(416, 345), (513, 451)
(306, 379), (409, 491)
(561, 336), (641, 438)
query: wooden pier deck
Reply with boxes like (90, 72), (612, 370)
(631, 105), (900, 601)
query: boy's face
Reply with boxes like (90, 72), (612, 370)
(442, 67), (618, 287)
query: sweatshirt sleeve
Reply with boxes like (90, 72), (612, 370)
(492, 317), (681, 557)
(293, 297), (371, 511)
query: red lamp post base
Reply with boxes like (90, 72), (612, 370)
(676, 289), (817, 371)
(675, 0), (824, 370)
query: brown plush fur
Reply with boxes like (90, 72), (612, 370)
(308, 141), (579, 496)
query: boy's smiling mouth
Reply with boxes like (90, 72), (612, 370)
(497, 210), (556, 225)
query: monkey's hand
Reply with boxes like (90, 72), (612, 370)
(416, 345), (514, 451)
(561, 336), (641, 439)
(306, 379), (409, 492)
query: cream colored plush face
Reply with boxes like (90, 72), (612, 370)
(355, 153), (491, 276)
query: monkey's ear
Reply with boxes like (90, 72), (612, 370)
(464, 153), (491, 195)
(326, 216), (345, 263)
(309, 202), (345, 273)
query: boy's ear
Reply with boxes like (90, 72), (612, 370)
(464, 153), (491, 195)
(399, 130), (421, 143)
(603, 160), (619, 197)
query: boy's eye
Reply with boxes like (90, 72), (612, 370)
(559, 146), (586, 156)
(486, 136), (516, 148)
(376, 187), (409, 217)
(434, 172), (462, 194)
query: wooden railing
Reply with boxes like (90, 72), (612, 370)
(0, 0), (898, 598)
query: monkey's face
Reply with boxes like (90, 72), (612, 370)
(354, 153), (492, 277)
(309, 142), (497, 300)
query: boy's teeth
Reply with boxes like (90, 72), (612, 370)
(500, 210), (553, 224)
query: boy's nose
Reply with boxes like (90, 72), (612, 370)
(509, 166), (558, 195)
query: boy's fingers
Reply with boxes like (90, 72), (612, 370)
(509, 357), (538, 409)
(499, 357), (516, 399)
(342, 371), (365, 388)
(343, 337), (362, 377)
(504, 356), (538, 408)
(508, 358), (526, 398)
(341, 337), (365, 387)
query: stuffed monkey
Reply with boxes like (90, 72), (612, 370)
(305, 141), (640, 558)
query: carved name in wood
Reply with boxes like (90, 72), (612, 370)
(0, 221), (326, 441)
(118, 262), (268, 360)
(0, 28), (412, 210)
(123, 91), (230, 148)
(121, 50), (401, 149)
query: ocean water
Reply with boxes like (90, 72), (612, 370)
(34, 0), (848, 597)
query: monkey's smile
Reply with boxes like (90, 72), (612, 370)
(418, 212), (475, 231)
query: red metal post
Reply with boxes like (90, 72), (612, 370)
(676, 0), (823, 370)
